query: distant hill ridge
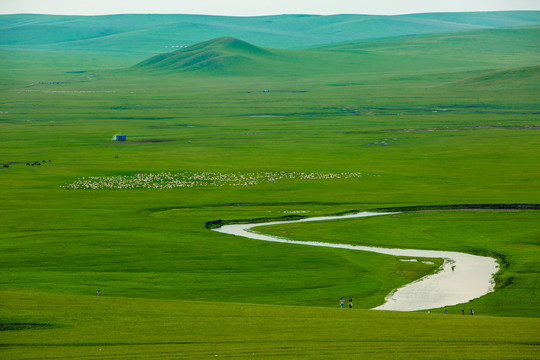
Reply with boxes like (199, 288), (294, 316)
(133, 26), (540, 77)
(1, 11), (540, 53)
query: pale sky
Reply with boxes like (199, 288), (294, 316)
(1, 0), (539, 16)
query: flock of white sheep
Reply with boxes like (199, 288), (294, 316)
(62, 171), (367, 190)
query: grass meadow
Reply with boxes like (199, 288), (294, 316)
(1, 23), (539, 358)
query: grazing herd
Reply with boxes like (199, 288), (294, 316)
(27, 160), (52, 166)
(1, 160), (52, 168)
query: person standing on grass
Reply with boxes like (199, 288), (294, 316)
(348, 297), (353, 309)
(340, 297), (344, 308)
(97, 290), (100, 296)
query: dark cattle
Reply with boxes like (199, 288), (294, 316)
(3, 164), (9, 168)
(42, 160), (46, 163)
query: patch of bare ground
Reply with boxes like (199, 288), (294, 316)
(0, 323), (52, 331)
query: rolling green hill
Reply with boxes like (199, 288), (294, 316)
(1, 11), (540, 54)
(135, 37), (276, 73)
(131, 26), (540, 80)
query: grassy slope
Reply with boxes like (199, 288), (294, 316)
(454, 64), (540, 89)
(2, 291), (539, 359)
(134, 37), (276, 73)
(320, 26), (540, 64)
(1, 24), (539, 358)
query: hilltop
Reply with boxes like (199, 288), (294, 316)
(135, 37), (276, 73)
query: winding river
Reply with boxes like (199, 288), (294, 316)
(212, 211), (499, 311)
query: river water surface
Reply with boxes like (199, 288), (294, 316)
(212, 212), (499, 311)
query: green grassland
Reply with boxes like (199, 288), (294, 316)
(2, 291), (539, 359)
(1, 19), (539, 358)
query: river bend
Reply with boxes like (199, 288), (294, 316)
(212, 211), (499, 311)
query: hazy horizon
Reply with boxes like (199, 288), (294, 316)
(1, 0), (540, 16)
(3, 10), (540, 17)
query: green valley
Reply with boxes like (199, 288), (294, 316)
(1, 11), (539, 359)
